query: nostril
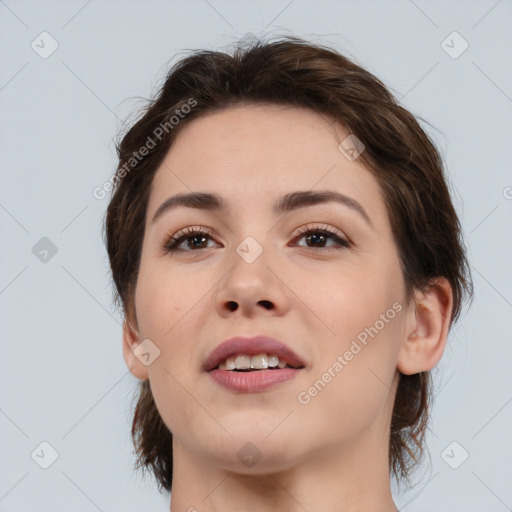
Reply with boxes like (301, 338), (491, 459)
(258, 300), (273, 310)
(227, 301), (237, 312)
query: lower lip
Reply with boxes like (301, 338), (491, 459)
(208, 368), (302, 393)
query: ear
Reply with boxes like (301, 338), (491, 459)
(122, 304), (149, 381)
(397, 278), (454, 375)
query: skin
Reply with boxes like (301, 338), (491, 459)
(122, 104), (453, 512)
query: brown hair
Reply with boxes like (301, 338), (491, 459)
(104, 35), (472, 493)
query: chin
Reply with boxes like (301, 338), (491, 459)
(224, 446), (301, 476)
(205, 428), (304, 475)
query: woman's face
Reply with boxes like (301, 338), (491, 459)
(126, 104), (409, 475)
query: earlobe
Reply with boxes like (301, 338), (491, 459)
(397, 278), (454, 376)
(122, 314), (149, 381)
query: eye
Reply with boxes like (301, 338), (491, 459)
(164, 224), (351, 254)
(291, 224), (351, 251)
(164, 226), (221, 252)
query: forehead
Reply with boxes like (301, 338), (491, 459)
(147, 104), (387, 224)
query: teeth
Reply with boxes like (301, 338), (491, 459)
(235, 355), (251, 369)
(268, 355), (279, 368)
(217, 354), (290, 371)
(251, 353), (268, 369)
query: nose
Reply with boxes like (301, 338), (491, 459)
(214, 248), (291, 318)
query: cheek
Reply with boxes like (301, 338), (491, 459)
(301, 257), (403, 343)
(301, 257), (405, 423)
(133, 264), (202, 433)
(134, 259), (194, 337)
(295, 280), (403, 444)
(134, 256), (213, 382)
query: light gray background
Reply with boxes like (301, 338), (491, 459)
(1, 0), (511, 511)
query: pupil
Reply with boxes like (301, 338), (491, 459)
(308, 233), (325, 247)
(190, 235), (206, 248)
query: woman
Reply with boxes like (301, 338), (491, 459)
(104, 36), (472, 511)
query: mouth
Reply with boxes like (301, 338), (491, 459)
(208, 364), (304, 393)
(212, 353), (304, 372)
(204, 336), (306, 393)
(203, 335), (306, 372)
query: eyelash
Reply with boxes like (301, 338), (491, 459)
(163, 224), (351, 253)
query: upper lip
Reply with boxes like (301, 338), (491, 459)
(203, 335), (306, 372)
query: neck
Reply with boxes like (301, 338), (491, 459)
(169, 429), (398, 512)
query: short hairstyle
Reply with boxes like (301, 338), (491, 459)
(104, 35), (473, 492)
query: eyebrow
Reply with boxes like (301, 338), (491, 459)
(151, 190), (373, 227)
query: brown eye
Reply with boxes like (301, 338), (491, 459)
(293, 224), (351, 250)
(164, 227), (220, 252)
